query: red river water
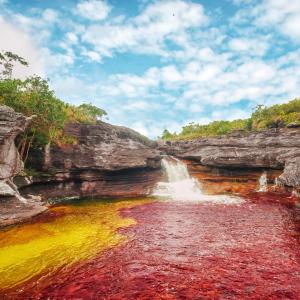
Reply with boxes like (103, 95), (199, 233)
(2, 192), (300, 299)
(1, 157), (300, 299)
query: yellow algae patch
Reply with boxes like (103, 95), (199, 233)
(0, 198), (152, 290)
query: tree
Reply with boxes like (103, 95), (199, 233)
(0, 52), (108, 167)
(0, 51), (28, 79)
(161, 129), (174, 140)
(78, 103), (107, 122)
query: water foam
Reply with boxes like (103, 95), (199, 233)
(258, 171), (268, 192)
(152, 157), (242, 204)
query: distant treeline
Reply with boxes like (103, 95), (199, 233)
(0, 51), (106, 163)
(162, 98), (300, 141)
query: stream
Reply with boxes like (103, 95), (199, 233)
(1, 158), (300, 299)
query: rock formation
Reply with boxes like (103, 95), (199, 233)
(160, 128), (300, 193)
(0, 105), (30, 200)
(18, 122), (162, 201)
(0, 106), (27, 179)
(279, 158), (300, 192)
(0, 106), (46, 226)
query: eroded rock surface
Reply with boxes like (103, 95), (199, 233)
(49, 123), (161, 172)
(0, 105), (27, 179)
(0, 106), (46, 227)
(19, 122), (162, 201)
(279, 158), (300, 191)
(160, 128), (300, 193)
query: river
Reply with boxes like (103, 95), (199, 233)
(1, 158), (300, 299)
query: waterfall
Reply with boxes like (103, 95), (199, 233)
(274, 177), (284, 188)
(258, 171), (268, 192)
(152, 157), (242, 204)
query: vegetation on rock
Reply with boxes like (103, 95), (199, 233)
(161, 99), (300, 141)
(0, 51), (107, 163)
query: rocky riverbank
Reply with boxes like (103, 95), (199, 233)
(0, 106), (163, 226)
(159, 128), (300, 195)
(16, 122), (162, 202)
(0, 106), (46, 226)
(1, 106), (300, 226)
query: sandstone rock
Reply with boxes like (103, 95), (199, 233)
(161, 128), (300, 193)
(0, 180), (16, 197)
(19, 122), (163, 201)
(46, 123), (161, 172)
(0, 105), (28, 179)
(161, 128), (300, 169)
(287, 122), (300, 128)
(278, 158), (300, 190)
(0, 106), (47, 227)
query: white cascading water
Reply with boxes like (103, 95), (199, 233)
(152, 156), (242, 204)
(258, 171), (268, 192)
(274, 177), (283, 188)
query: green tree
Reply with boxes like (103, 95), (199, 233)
(0, 51), (28, 79)
(0, 52), (108, 166)
(78, 103), (107, 122)
(161, 129), (174, 140)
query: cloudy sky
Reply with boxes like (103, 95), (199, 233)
(0, 0), (299, 137)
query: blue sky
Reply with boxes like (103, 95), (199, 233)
(0, 0), (299, 137)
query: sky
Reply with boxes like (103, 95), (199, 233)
(0, 0), (299, 138)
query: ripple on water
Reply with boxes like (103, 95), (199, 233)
(0, 199), (150, 290)
(1, 194), (300, 299)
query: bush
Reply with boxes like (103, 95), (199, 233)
(162, 98), (300, 140)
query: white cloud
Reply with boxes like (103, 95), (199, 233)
(1, 0), (299, 139)
(81, 0), (207, 60)
(0, 16), (44, 77)
(51, 76), (99, 104)
(42, 8), (58, 23)
(280, 14), (300, 41)
(77, 0), (111, 21)
(0, 7), (77, 78)
(233, 0), (300, 41)
(161, 65), (182, 82)
(83, 50), (101, 62)
(228, 37), (268, 56)
(66, 32), (78, 44)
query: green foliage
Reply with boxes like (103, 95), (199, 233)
(250, 100), (300, 130)
(161, 129), (175, 140)
(0, 51), (28, 79)
(0, 52), (107, 163)
(78, 103), (107, 122)
(162, 98), (300, 141)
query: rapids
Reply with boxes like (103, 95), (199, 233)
(1, 158), (300, 299)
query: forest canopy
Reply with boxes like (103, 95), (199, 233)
(161, 99), (300, 141)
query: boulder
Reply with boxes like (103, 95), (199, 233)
(287, 122), (300, 128)
(278, 158), (300, 190)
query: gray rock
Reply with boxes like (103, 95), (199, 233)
(287, 122), (300, 128)
(161, 128), (300, 192)
(161, 128), (300, 169)
(278, 158), (300, 189)
(0, 105), (28, 179)
(0, 180), (16, 197)
(19, 122), (163, 201)
(46, 123), (161, 172)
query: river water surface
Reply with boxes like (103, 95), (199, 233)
(1, 159), (300, 299)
